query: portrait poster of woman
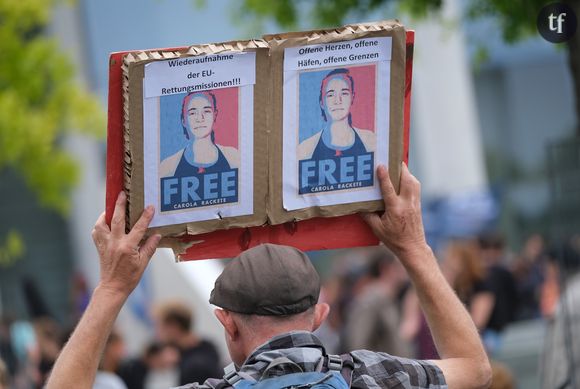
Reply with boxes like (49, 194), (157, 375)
(297, 65), (377, 193)
(142, 83), (255, 228)
(159, 90), (240, 179)
(281, 41), (392, 212)
(158, 88), (241, 213)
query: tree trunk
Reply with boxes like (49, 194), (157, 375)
(566, 0), (580, 135)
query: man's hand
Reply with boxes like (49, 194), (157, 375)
(363, 163), (427, 260)
(46, 197), (162, 389)
(364, 164), (492, 388)
(92, 191), (161, 296)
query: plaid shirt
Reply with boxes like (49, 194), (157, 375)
(175, 331), (447, 389)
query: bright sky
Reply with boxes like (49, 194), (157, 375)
(81, 0), (250, 99)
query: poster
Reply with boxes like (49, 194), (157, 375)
(282, 37), (392, 211)
(142, 52), (256, 227)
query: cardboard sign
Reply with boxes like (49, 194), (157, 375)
(106, 21), (415, 259)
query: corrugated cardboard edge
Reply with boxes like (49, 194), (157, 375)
(265, 20), (406, 225)
(122, 40), (270, 243)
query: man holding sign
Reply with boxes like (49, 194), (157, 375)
(46, 165), (491, 389)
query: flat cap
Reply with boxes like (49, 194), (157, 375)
(209, 244), (320, 315)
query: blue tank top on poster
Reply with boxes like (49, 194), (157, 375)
(299, 128), (374, 195)
(311, 128), (368, 159)
(174, 145), (231, 177)
(160, 144), (238, 212)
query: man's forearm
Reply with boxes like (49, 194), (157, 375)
(46, 286), (127, 389)
(399, 244), (491, 388)
(363, 165), (491, 388)
(47, 197), (160, 388)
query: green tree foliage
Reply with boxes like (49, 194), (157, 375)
(0, 230), (25, 267)
(236, 0), (552, 41)
(0, 0), (105, 264)
(235, 0), (580, 135)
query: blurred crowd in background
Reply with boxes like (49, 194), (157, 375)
(1, 231), (578, 389)
(0, 285), (222, 389)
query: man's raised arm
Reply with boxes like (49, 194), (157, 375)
(46, 192), (161, 389)
(363, 164), (492, 389)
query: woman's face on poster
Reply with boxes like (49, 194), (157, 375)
(323, 77), (353, 122)
(185, 95), (215, 139)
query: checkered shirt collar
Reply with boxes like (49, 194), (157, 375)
(236, 331), (327, 379)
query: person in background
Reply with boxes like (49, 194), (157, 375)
(341, 248), (412, 357)
(70, 272), (92, 323)
(153, 301), (221, 386)
(0, 318), (16, 382)
(443, 240), (494, 331)
(93, 331), (127, 389)
(0, 358), (9, 389)
(117, 341), (179, 389)
(401, 239), (495, 359)
(4, 317), (36, 389)
(31, 317), (63, 388)
(512, 234), (546, 320)
(478, 233), (518, 355)
(542, 236), (580, 389)
(143, 342), (180, 389)
(540, 254), (560, 319)
(313, 275), (343, 355)
(319, 255), (370, 355)
(399, 285), (438, 360)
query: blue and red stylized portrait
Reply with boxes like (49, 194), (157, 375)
(159, 88), (240, 212)
(297, 65), (376, 195)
